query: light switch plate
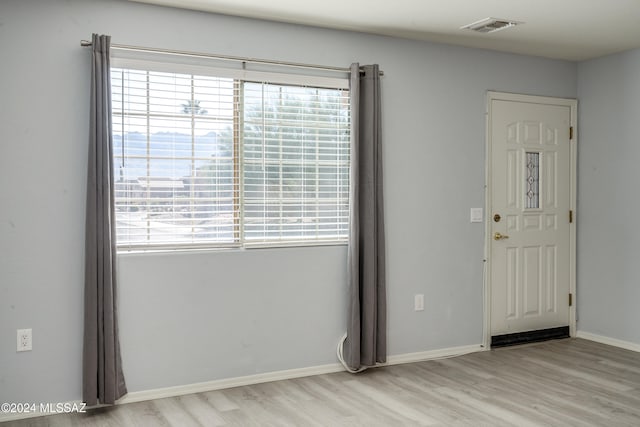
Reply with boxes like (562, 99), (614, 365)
(470, 208), (483, 223)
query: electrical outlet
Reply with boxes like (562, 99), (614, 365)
(17, 329), (32, 352)
(414, 294), (425, 311)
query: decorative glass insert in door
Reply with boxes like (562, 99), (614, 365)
(525, 152), (540, 209)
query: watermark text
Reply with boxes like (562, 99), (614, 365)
(1, 402), (87, 414)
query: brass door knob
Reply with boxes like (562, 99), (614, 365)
(494, 232), (509, 240)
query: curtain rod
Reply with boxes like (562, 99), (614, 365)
(80, 40), (383, 76)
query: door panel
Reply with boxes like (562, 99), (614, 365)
(490, 99), (571, 336)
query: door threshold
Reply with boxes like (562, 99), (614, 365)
(491, 326), (569, 348)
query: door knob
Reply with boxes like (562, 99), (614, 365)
(494, 232), (509, 240)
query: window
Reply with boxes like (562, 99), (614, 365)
(111, 62), (350, 250)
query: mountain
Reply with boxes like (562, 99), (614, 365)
(112, 131), (230, 179)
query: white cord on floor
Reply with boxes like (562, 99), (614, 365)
(336, 332), (368, 373)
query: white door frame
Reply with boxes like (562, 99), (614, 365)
(483, 91), (577, 349)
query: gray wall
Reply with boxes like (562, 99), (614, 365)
(576, 49), (640, 344)
(0, 0), (577, 403)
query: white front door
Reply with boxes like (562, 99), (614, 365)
(488, 93), (575, 337)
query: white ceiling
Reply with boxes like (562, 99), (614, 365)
(130, 0), (640, 61)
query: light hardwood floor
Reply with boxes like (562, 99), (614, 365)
(4, 338), (640, 426)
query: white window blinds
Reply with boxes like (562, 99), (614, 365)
(111, 62), (350, 250)
(242, 82), (350, 245)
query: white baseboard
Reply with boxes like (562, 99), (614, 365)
(576, 331), (640, 353)
(118, 362), (345, 404)
(0, 343), (484, 423)
(385, 344), (484, 365)
(119, 343), (484, 405)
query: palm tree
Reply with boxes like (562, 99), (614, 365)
(181, 99), (208, 115)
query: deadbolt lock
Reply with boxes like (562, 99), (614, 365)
(493, 214), (501, 222)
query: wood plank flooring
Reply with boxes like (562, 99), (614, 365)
(4, 338), (640, 426)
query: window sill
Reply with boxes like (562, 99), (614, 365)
(116, 240), (347, 256)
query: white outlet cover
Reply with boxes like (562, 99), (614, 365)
(17, 328), (32, 352)
(414, 294), (425, 311)
(470, 208), (483, 223)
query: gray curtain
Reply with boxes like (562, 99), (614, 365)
(83, 33), (127, 406)
(343, 63), (386, 371)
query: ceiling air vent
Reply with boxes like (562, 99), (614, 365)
(461, 17), (522, 34)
